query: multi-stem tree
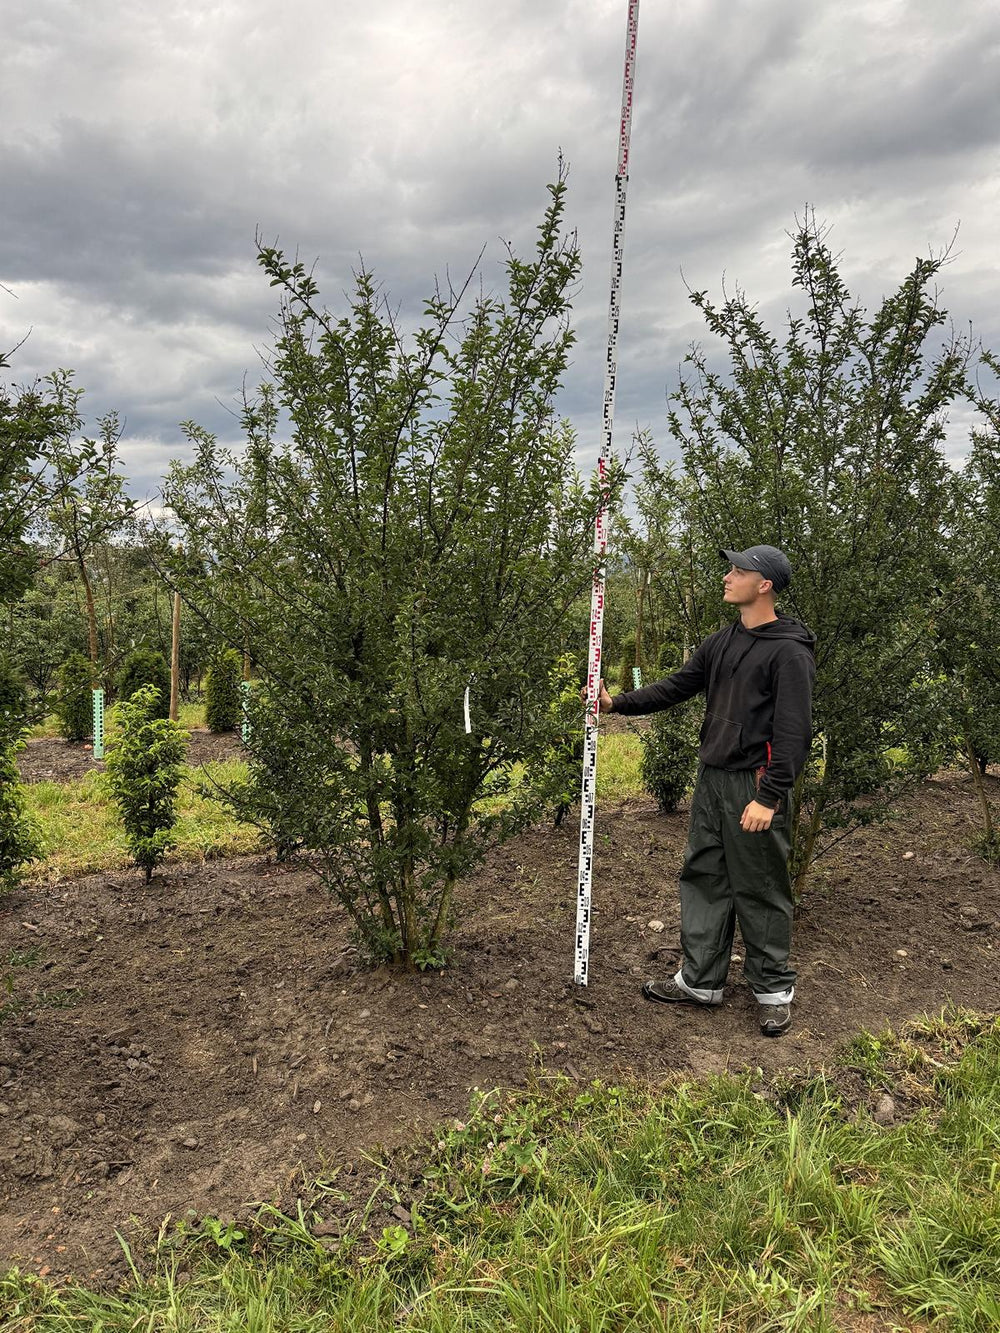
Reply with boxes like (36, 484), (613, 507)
(935, 354), (1000, 851)
(660, 214), (972, 894)
(163, 175), (612, 967)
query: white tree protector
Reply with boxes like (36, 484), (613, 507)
(575, 0), (640, 986)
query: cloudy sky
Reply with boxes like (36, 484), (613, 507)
(3, 0), (999, 501)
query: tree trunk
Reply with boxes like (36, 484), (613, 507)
(791, 766), (828, 903)
(79, 560), (99, 666)
(634, 569), (647, 668)
(170, 592), (181, 721)
(358, 732), (401, 941)
(430, 807), (472, 949)
(963, 727), (994, 846)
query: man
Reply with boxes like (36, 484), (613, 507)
(594, 545), (816, 1036)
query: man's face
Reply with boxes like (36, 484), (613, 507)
(723, 564), (769, 605)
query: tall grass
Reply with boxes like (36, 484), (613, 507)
(4, 1011), (997, 1331)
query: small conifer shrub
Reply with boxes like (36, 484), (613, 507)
(639, 646), (699, 813)
(205, 648), (243, 733)
(105, 685), (188, 883)
(56, 651), (95, 742)
(116, 647), (171, 719)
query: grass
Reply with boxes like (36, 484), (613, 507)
(17, 730), (645, 884)
(594, 730), (646, 802)
(3, 1010), (998, 1331)
(475, 733), (647, 818)
(22, 759), (260, 882)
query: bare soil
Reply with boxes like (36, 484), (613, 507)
(16, 730), (244, 784)
(1, 770), (998, 1284)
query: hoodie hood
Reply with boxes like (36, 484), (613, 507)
(722, 613), (816, 679)
(745, 613), (816, 652)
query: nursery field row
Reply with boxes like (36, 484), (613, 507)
(16, 735), (648, 882)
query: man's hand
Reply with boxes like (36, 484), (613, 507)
(740, 799), (776, 833)
(579, 678), (614, 714)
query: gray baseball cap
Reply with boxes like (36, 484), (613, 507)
(720, 544), (792, 593)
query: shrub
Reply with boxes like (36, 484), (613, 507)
(639, 645), (699, 813)
(0, 653), (29, 748)
(163, 174), (614, 966)
(546, 655), (585, 828)
(0, 742), (42, 894)
(641, 704), (700, 813)
(116, 647), (170, 719)
(205, 648), (243, 733)
(105, 685), (188, 882)
(617, 636), (640, 693)
(56, 651), (95, 742)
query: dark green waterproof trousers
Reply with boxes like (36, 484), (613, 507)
(677, 764), (796, 1001)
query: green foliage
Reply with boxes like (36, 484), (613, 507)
(933, 355), (1000, 850)
(55, 650), (94, 742)
(0, 369), (85, 606)
(7, 566), (88, 705)
(656, 213), (972, 891)
(640, 704), (699, 814)
(0, 652), (29, 747)
(116, 646), (170, 719)
(42, 371), (134, 669)
(616, 635), (638, 693)
(0, 741), (42, 895)
(104, 684), (188, 883)
(205, 648), (243, 732)
(7, 541), (218, 708)
(544, 655), (584, 828)
(24, 758), (258, 880)
(164, 174), (615, 966)
(639, 643), (699, 812)
(217, 686), (310, 862)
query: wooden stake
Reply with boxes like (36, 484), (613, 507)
(169, 591), (181, 721)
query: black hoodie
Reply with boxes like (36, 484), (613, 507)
(611, 613), (816, 810)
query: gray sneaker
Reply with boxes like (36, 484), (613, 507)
(758, 1003), (791, 1037)
(642, 979), (715, 1007)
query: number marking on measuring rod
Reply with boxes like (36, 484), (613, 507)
(575, 0), (640, 986)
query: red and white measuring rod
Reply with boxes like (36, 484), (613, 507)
(575, 0), (640, 986)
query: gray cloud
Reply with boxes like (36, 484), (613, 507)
(2, 0), (998, 499)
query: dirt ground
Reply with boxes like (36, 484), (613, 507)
(1, 766), (998, 1284)
(16, 730), (244, 784)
